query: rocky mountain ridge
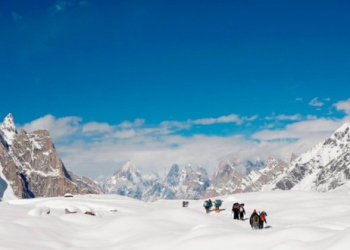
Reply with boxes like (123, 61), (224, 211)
(0, 114), (102, 200)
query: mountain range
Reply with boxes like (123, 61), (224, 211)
(100, 121), (350, 200)
(1, 113), (350, 201)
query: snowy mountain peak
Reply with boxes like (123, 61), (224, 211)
(335, 122), (350, 133)
(329, 122), (350, 142)
(120, 160), (136, 172)
(0, 113), (18, 146)
(271, 122), (350, 192)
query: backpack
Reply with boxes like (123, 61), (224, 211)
(252, 214), (259, 226)
(260, 213), (265, 221)
(203, 200), (212, 208)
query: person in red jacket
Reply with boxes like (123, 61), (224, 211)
(259, 211), (267, 229)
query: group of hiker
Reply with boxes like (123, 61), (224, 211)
(233, 203), (268, 229)
(249, 209), (267, 230)
(202, 199), (268, 230)
(203, 199), (223, 213)
(232, 202), (245, 220)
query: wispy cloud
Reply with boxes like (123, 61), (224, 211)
(252, 118), (344, 141)
(334, 98), (350, 115)
(191, 114), (242, 125)
(22, 115), (81, 142)
(265, 114), (303, 121)
(48, 1), (86, 14)
(82, 122), (113, 134)
(309, 97), (325, 107)
(118, 119), (145, 129)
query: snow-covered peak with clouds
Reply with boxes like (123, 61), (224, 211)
(272, 122), (350, 191)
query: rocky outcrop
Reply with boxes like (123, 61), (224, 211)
(0, 113), (101, 199)
(68, 171), (104, 194)
(159, 164), (210, 200)
(242, 158), (288, 192)
(203, 160), (244, 197)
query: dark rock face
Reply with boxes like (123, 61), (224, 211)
(0, 114), (102, 199)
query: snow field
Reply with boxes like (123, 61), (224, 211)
(1, 189), (350, 250)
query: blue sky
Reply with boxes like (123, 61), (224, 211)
(1, 0), (350, 179)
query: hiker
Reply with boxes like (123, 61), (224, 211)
(232, 202), (240, 220)
(214, 199), (223, 213)
(203, 199), (213, 213)
(250, 209), (260, 230)
(259, 211), (267, 229)
(239, 203), (245, 220)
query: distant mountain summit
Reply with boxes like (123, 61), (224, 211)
(0, 113), (102, 200)
(271, 122), (350, 192)
(101, 161), (156, 199)
(159, 164), (210, 200)
(101, 162), (210, 201)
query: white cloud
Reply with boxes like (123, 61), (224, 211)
(334, 98), (350, 115)
(113, 129), (136, 139)
(265, 114), (302, 121)
(22, 115), (82, 142)
(244, 115), (258, 122)
(82, 122), (113, 134)
(253, 118), (344, 140)
(191, 114), (242, 125)
(119, 119), (145, 129)
(160, 120), (191, 131)
(309, 97), (324, 107)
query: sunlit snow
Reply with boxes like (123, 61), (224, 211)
(1, 187), (350, 250)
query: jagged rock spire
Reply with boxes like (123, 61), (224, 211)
(0, 113), (18, 146)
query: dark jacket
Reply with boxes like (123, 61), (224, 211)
(250, 212), (260, 227)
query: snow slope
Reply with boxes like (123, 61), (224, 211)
(1, 187), (350, 250)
